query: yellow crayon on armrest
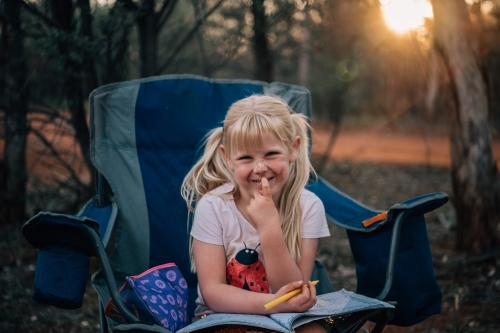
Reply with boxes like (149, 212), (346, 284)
(263, 280), (319, 310)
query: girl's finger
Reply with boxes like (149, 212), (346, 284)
(307, 280), (317, 299)
(302, 284), (310, 298)
(284, 280), (304, 294)
(261, 177), (272, 198)
(305, 281), (317, 308)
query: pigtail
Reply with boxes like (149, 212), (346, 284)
(181, 127), (233, 271)
(181, 127), (231, 210)
(278, 112), (316, 263)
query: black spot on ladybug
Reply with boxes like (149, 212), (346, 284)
(238, 275), (242, 279)
(262, 277), (266, 281)
(250, 282), (254, 286)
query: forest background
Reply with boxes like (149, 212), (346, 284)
(1, 0), (500, 332)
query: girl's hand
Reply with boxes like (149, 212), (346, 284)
(272, 280), (317, 313)
(246, 177), (280, 231)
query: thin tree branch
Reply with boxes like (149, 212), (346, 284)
(19, 0), (56, 28)
(29, 127), (86, 190)
(316, 122), (341, 175)
(116, 0), (139, 11)
(155, 0), (226, 74)
(157, 0), (179, 29)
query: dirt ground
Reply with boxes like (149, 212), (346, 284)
(1, 124), (500, 332)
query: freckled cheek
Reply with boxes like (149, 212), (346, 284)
(272, 165), (289, 182)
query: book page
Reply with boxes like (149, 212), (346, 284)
(176, 313), (291, 333)
(269, 289), (394, 330)
(177, 290), (394, 333)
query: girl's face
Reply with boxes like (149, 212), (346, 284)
(222, 134), (300, 205)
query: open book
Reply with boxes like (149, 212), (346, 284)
(177, 289), (394, 333)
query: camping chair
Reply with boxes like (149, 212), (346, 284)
(22, 74), (449, 333)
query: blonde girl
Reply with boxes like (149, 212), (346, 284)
(181, 95), (331, 333)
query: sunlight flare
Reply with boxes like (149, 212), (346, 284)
(381, 0), (433, 34)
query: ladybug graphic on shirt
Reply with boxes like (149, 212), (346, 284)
(226, 243), (269, 293)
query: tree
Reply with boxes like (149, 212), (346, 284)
(77, 0), (99, 95)
(431, 0), (500, 253)
(252, 0), (273, 82)
(1, 0), (30, 224)
(119, 0), (179, 78)
(48, 0), (94, 194)
(96, 0), (136, 85)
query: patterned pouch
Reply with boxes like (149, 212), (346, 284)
(104, 262), (189, 332)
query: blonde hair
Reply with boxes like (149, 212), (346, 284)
(181, 95), (315, 270)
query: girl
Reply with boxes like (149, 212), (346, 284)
(181, 95), (332, 333)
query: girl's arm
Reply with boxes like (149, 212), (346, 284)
(247, 177), (318, 291)
(259, 226), (318, 291)
(194, 239), (317, 314)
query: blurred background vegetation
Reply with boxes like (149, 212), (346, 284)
(1, 0), (500, 255)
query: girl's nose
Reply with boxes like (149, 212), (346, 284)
(254, 160), (267, 172)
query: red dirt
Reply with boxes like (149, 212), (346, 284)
(311, 124), (500, 168)
(14, 120), (500, 184)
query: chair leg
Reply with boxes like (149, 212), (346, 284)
(369, 306), (395, 333)
(370, 318), (389, 333)
(100, 301), (109, 333)
(347, 320), (368, 333)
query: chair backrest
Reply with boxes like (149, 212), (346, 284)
(89, 74), (312, 317)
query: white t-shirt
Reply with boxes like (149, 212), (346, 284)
(190, 183), (330, 316)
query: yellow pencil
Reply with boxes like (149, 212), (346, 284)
(263, 280), (319, 310)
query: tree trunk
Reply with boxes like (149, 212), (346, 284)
(192, 0), (211, 77)
(431, 0), (500, 253)
(50, 0), (94, 195)
(101, 0), (134, 85)
(77, 0), (100, 93)
(1, 0), (29, 224)
(298, 6), (311, 87)
(252, 0), (273, 82)
(137, 0), (158, 78)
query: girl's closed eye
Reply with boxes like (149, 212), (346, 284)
(237, 155), (252, 161)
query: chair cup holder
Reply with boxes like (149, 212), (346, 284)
(33, 246), (90, 309)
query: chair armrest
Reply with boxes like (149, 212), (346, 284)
(22, 211), (100, 257)
(309, 176), (449, 325)
(308, 176), (449, 231)
(387, 192), (449, 222)
(22, 210), (140, 324)
(22, 212), (100, 309)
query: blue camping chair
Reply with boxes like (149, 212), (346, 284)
(22, 75), (448, 333)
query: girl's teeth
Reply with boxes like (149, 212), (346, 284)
(252, 177), (273, 184)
